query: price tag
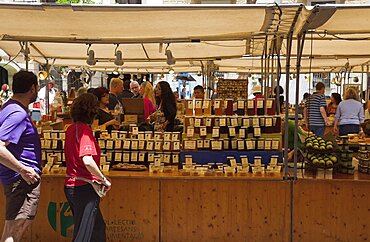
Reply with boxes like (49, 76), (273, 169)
(106, 152), (113, 162)
(237, 100), (245, 109)
(115, 152), (122, 162)
(265, 117), (273, 127)
(146, 141), (154, 150)
(123, 153), (130, 162)
(187, 100), (194, 109)
(231, 118), (238, 127)
(253, 118), (259, 127)
(154, 141), (162, 151)
(203, 100), (210, 109)
(246, 140), (255, 150)
(163, 154), (171, 163)
(172, 154), (179, 164)
(265, 140), (272, 150)
(115, 140), (122, 149)
(195, 118), (202, 127)
(241, 156), (249, 166)
(219, 118), (226, 127)
(197, 139), (204, 149)
(243, 118), (250, 127)
(254, 127), (261, 137)
(272, 140), (279, 150)
(214, 100), (221, 109)
(123, 140), (131, 150)
(139, 140), (145, 150)
(229, 127), (236, 137)
(163, 141), (171, 151)
(184, 140), (196, 150)
(267, 99), (273, 109)
(173, 141), (180, 151)
(138, 132), (145, 140)
(59, 132), (65, 140)
(254, 156), (262, 167)
(44, 132), (51, 139)
(139, 153), (146, 162)
(98, 140), (105, 149)
(148, 153), (155, 162)
(52, 140), (58, 150)
(257, 140), (265, 150)
(131, 140), (139, 150)
(111, 131), (118, 139)
(212, 128), (220, 138)
(132, 126), (139, 135)
(238, 140), (245, 150)
(203, 139), (210, 149)
(257, 99), (264, 109)
(247, 100), (254, 109)
(205, 118), (212, 127)
(195, 100), (202, 109)
(187, 127), (195, 138)
(131, 152), (138, 162)
(106, 140), (113, 149)
(239, 128), (246, 139)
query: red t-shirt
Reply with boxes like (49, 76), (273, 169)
(64, 122), (101, 187)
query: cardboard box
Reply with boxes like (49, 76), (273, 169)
(124, 115), (138, 124)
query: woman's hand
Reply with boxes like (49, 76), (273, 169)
(333, 125), (338, 134)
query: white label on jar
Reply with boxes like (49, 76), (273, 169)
(154, 157), (161, 167)
(231, 118), (238, 127)
(187, 127), (195, 137)
(223, 140), (229, 149)
(138, 133), (145, 140)
(238, 140), (245, 150)
(44, 132), (51, 139)
(115, 140), (122, 149)
(212, 128), (220, 138)
(247, 140), (255, 150)
(237, 100), (244, 109)
(230, 158), (237, 167)
(265, 140), (272, 150)
(206, 118), (212, 127)
(195, 118), (201, 127)
(212, 141), (222, 150)
(200, 127), (207, 137)
(243, 118), (250, 127)
(172, 133), (179, 141)
(52, 140), (58, 149)
(195, 100), (202, 109)
(164, 154), (171, 163)
(139, 140), (145, 150)
(173, 141), (180, 151)
(154, 142), (162, 151)
(272, 140), (279, 150)
(197, 140), (204, 149)
(204, 140), (210, 148)
(132, 141), (139, 150)
(163, 141), (171, 151)
(253, 118), (259, 127)
(164, 133), (171, 141)
(254, 158), (262, 167)
(123, 153), (130, 162)
(214, 100), (220, 109)
(203, 100), (210, 109)
(145, 133), (152, 140)
(111, 132), (118, 139)
(185, 156), (193, 165)
(267, 100), (273, 109)
(106, 140), (113, 149)
(220, 118), (226, 127)
(239, 129), (245, 139)
(51, 132), (58, 139)
(257, 99), (264, 109)
(146, 141), (154, 150)
(258, 140), (265, 150)
(132, 127), (139, 135)
(241, 157), (249, 166)
(260, 118), (265, 127)
(148, 153), (154, 162)
(98, 140), (105, 149)
(270, 157), (278, 166)
(154, 133), (161, 141)
(265, 118), (273, 127)
(229, 127), (236, 137)
(247, 100), (254, 109)
(188, 100), (193, 109)
(115, 152), (122, 162)
(131, 152), (138, 162)
(254, 128), (261, 137)
(59, 132), (65, 140)
(139, 153), (145, 162)
(173, 154), (179, 163)
(188, 118), (194, 126)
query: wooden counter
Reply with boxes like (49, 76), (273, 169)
(1, 171), (370, 242)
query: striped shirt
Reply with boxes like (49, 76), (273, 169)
(305, 93), (327, 126)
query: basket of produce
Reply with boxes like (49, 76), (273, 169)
(304, 152), (339, 169)
(304, 135), (336, 154)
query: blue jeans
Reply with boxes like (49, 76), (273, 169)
(309, 125), (326, 137)
(339, 124), (360, 136)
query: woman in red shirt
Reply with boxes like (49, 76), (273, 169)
(64, 93), (111, 242)
(139, 81), (157, 120)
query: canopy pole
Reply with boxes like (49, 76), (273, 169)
(361, 65), (364, 100)
(24, 41), (29, 71)
(367, 65), (369, 104)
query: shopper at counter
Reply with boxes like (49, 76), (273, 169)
(150, 81), (177, 132)
(193, 85), (205, 99)
(130, 81), (142, 98)
(139, 81), (156, 120)
(0, 71), (41, 242)
(93, 87), (120, 132)
(64, 93), (111, 242)
(327, 93), (342, 116)
(108, 78), (123, 111)
(120, 79), (134, 98)
(304, 82), (328, 137)
(334, 87), (364, 136)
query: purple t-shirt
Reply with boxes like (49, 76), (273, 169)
(0, 99), (42, 185)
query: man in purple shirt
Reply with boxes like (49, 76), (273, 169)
(0, 71), (41, 241)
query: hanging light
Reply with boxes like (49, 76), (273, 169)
(169, 68), (175, 75)
(86, 44), (96, 66)
(165, 44), (176, 66)
(114, 44), (124, 66)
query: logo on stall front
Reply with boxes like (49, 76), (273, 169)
(47, 202), (74, 238)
